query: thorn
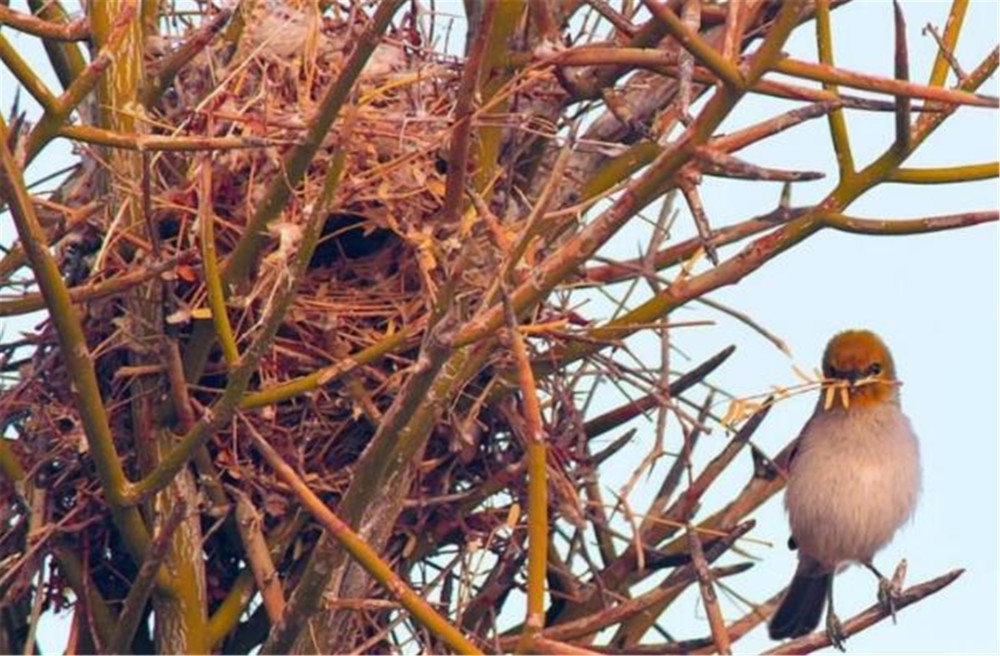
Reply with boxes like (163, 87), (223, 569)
(779, 181), (793, 210)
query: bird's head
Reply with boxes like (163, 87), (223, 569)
(821, 329), (898, 409)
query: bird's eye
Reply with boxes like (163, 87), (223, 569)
(827, 366), (842, 379)
(867, 363), (882, 376)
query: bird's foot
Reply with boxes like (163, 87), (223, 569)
(826, 610), (848, 652)
(877, 575), (902, 624)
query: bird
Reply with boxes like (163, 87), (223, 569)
(768, 329), (921, 650)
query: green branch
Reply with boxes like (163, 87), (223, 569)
(27, 0), (86, 89)
(124, 144), (350, 505)
(0, 114), (152, 562)
(816, 0), (855, 176)
(453, 3), (806, 349)
(888, 162), (998, 183)
(182, 0), (404, 384)
(0, 34), (59, 111)
(24, 3), (136, 165)
(198, 159), (240, 366)
(554, 47), (1000, 376)
(641, 0), (744, 89)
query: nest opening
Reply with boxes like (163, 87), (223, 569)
(307, 212), (397, 269)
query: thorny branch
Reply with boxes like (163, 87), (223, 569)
(0, 1), (992, 654)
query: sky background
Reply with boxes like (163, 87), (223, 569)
(1, 1), (997, 654)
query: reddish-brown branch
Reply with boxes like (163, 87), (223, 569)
(245, 422), (483, 655)
(695, 147), (825, 182)
(233, 488), (285, 624)
(821, 209), (997, 235)
(551, 46), (994, 109)
(693, 589), (784, 654)
(688, 524), (731, 654)
(107, 502), (188, 654)
(501, 522), (754, 647)
(599, 588), (782, 654)
(583, 207), (803, 286)
(679, 179), (719, 264)
(142, 7), (233, 105)
(658, 401), (772, 535)
(440, 1), (496, 224)
(772, 56), (996, 108)
(923, 21), (966, 80)
(582, 346), (736, 439)
(764, 569), (964, 655)
(721, 0), (745, 62)
(0, 253), (190, 318)
(529, 0), (558, 43)
(0, 5), (89, 41)
(531, 636), (602, 655)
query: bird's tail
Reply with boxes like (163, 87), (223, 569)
(768, 566), (831, 640)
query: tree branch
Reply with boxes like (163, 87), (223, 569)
(245, 421), (483, 655)
(764, 569), (965, 655)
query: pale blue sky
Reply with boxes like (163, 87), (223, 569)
(1, 1), (997, 654)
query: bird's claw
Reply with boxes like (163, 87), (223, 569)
(826, 610), (848, 652)
(877, 576), (902, 624)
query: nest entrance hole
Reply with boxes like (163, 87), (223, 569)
(308, 212), (396, 269)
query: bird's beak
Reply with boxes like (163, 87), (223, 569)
(844, 370), (860, 389)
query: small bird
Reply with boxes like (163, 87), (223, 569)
(768, 330), (921, 650)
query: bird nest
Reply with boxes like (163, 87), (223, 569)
(0, 6), (566, 617)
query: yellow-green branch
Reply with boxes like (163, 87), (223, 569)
(198, 158), (240, 367)
(238, 323), (418, 410)
(266, 324), (465, 653)
(59, 124), (283, 152)
(502, 290), (548, 650)
(0, 34), (59, 111)
(555, 47), (999, 379)
(815, 0), (854, 176)
(246, 425), (483, 656)
(26, 0), (87, 90)
(0, 255), (185, 318)
(182, 0), (404, 385)
(0, 5), (88, 41)
(23, 3), (136, 164)
(927, 0), (969, 88)
(888, 162), (998, 184)
(454, 3), (805, 350)
(107, 502), (188, 654)
(0, 114), (152, 562)
(124, 145), (350, 505)
(641, 0), (744, 89)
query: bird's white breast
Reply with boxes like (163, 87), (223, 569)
(784, 402), (921, 568)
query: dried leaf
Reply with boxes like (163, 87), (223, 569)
(506, 503), (521, 530)
(175, 264), (198, 283)
(166, 308), (192, 325)
(190, 307), (213, 320)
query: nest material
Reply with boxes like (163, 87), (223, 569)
(0, 1), (990, 652)
(0, 6), (560, 622)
